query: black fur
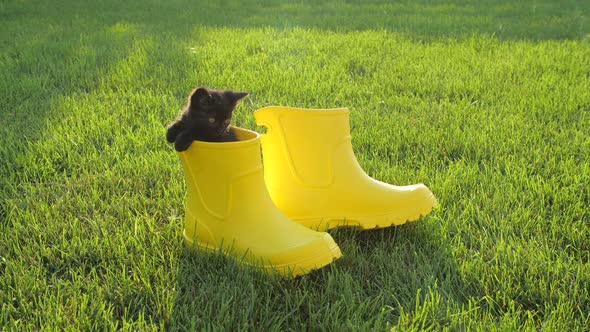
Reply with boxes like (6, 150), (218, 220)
(166, 87), (248, 151)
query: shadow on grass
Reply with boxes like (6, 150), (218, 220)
(0, 13), (201, 192)
(169, 216), (464, 329)
(330, 218), (467, 319)
(0, 14), (201, 328)
(0, 23), (140, 229)
(1, 0), (587, 42)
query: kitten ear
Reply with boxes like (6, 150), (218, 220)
(230, 91), (248, 103)
(190, 87), (211, 105)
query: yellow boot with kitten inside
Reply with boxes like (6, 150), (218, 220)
(254, 106), (437, 231)
(178, 126), (341, 277)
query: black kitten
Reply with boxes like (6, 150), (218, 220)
(166, 87), (248, 151)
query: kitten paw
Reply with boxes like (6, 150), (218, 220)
(166, 124), (181, 143)
(174, 138), (193, 152)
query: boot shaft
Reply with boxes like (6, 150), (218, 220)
(178, 127), (263, 219)
(255, 106), (353, 189)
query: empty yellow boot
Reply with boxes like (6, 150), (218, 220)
(178, 127), (342, 277)
(254, 106), (437, 231)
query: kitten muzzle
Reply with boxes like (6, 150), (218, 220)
(218, 125), (231, 134)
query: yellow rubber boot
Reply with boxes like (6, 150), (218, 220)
(254, 106), (437, 231)
(178, 127), (341, 277)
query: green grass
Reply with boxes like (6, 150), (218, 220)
(1, 0), (589, 330)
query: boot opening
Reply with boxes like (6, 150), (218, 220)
(233, 127), (260, 141)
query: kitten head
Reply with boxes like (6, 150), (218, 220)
(185, 87), (248, 137)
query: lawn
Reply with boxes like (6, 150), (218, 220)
(1, 0), (589, 330)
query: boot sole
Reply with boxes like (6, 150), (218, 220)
(295, 192), (438, 231)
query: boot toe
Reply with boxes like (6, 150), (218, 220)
(266, 232), (342, 277)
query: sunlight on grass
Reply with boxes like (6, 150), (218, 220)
(1, 0), (589, 330)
